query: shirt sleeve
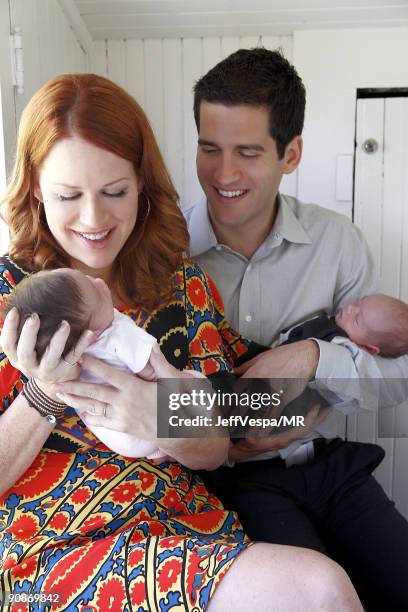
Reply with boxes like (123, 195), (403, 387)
(315, 337), (408, 412)
(315, 221), (408, 392)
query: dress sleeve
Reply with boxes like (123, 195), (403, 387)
(183, 261), (267, 375)
(0, 257), (29, 414)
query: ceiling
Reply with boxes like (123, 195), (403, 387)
(74, 0), (408, 40)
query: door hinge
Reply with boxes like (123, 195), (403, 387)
(10, 26), (24, 95)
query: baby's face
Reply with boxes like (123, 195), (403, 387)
(335, 295), (388, 349)
(59, 268), (114, 334)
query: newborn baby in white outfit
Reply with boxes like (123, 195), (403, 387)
(4, 268), (202, 459)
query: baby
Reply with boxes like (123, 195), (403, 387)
(281, 293), (408, 357)
(2, 268), (176, 459)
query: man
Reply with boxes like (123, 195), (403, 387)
(184, 48), (408, 610)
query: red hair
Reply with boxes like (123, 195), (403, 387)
(3, 73), (189, 308)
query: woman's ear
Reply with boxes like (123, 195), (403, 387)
(33, 183), (43, 202)
(282, 136), (303, 175)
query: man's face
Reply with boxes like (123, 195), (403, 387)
(196, 102), (296, 234)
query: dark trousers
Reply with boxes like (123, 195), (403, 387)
(201, 440), (408, 611)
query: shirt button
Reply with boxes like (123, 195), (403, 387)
(245, 314), (252, 322)
(215, 245), (222, 251)
(247, 264), (252, 272)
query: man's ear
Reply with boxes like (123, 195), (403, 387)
(360, 343), (381, 356)
(282, 136), (303, 175)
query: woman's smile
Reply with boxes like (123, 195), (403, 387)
(72, 227), (116, 250)
(36, 136), (140, 278)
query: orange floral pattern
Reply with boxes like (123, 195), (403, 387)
(0, 256), (252, 611)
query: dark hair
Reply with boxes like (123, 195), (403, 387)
(0, 271), (89, 359)
(193, 47), (306, 159)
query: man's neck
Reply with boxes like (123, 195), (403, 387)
(210, 200), (279, 260)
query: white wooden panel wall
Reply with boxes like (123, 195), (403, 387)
(294, 28), (408, 219)
(89, 35), (294, 208)
(0, 1), (88, 254)
(10, 0), (88, 124)
(352, 97), (408, 516)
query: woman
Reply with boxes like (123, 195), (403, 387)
(0, 74), (361, 611)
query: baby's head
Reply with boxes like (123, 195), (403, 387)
(1, 268), (114, 359)
(335, 294), (408, 357)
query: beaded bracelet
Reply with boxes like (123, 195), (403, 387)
(22, 378), (66, 425)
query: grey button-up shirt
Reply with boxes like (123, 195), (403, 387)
(184, 194), (408, 460)
(185, 193), (377, 348)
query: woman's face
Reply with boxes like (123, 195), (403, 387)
(36, 136), (141, 282)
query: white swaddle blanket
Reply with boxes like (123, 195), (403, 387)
(80, 309), (161, 458)
(80, 309), (204, 459)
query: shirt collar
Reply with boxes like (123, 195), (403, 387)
(188, 193), (312, 257)
(268, 194), (312, 246)
(188, 197), (218, 257)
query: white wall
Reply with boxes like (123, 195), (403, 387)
(0, 1), (17, 192)
(89, 27), (408, 217)
(292, 27), (408, 517)
(89, 35), (296, 208)
(10, 0), (88, 128)
(293, 27), (408, 218)
(0, 0), (88, 252)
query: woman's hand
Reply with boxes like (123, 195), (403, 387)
(56, 346), (199, 436)
(0, 307), (95, 385)
(57, 347), (229, 470)
(56, 353), (158, 438)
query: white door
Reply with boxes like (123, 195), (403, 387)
(354, 97), (408, 297)
(350, 96), (408, 518)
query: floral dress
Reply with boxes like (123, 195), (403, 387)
(0, 256), (252, 611)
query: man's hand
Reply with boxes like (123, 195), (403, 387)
(228, 404), (330, 462)
(234, 340), (320, 380)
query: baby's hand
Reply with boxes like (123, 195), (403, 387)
(137, 361), (157, 382)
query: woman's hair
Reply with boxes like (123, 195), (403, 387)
(0, 271), (88, 359)
(3, 73), (189, 308)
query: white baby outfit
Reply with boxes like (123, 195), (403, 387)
(81, 309), (166, 459)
